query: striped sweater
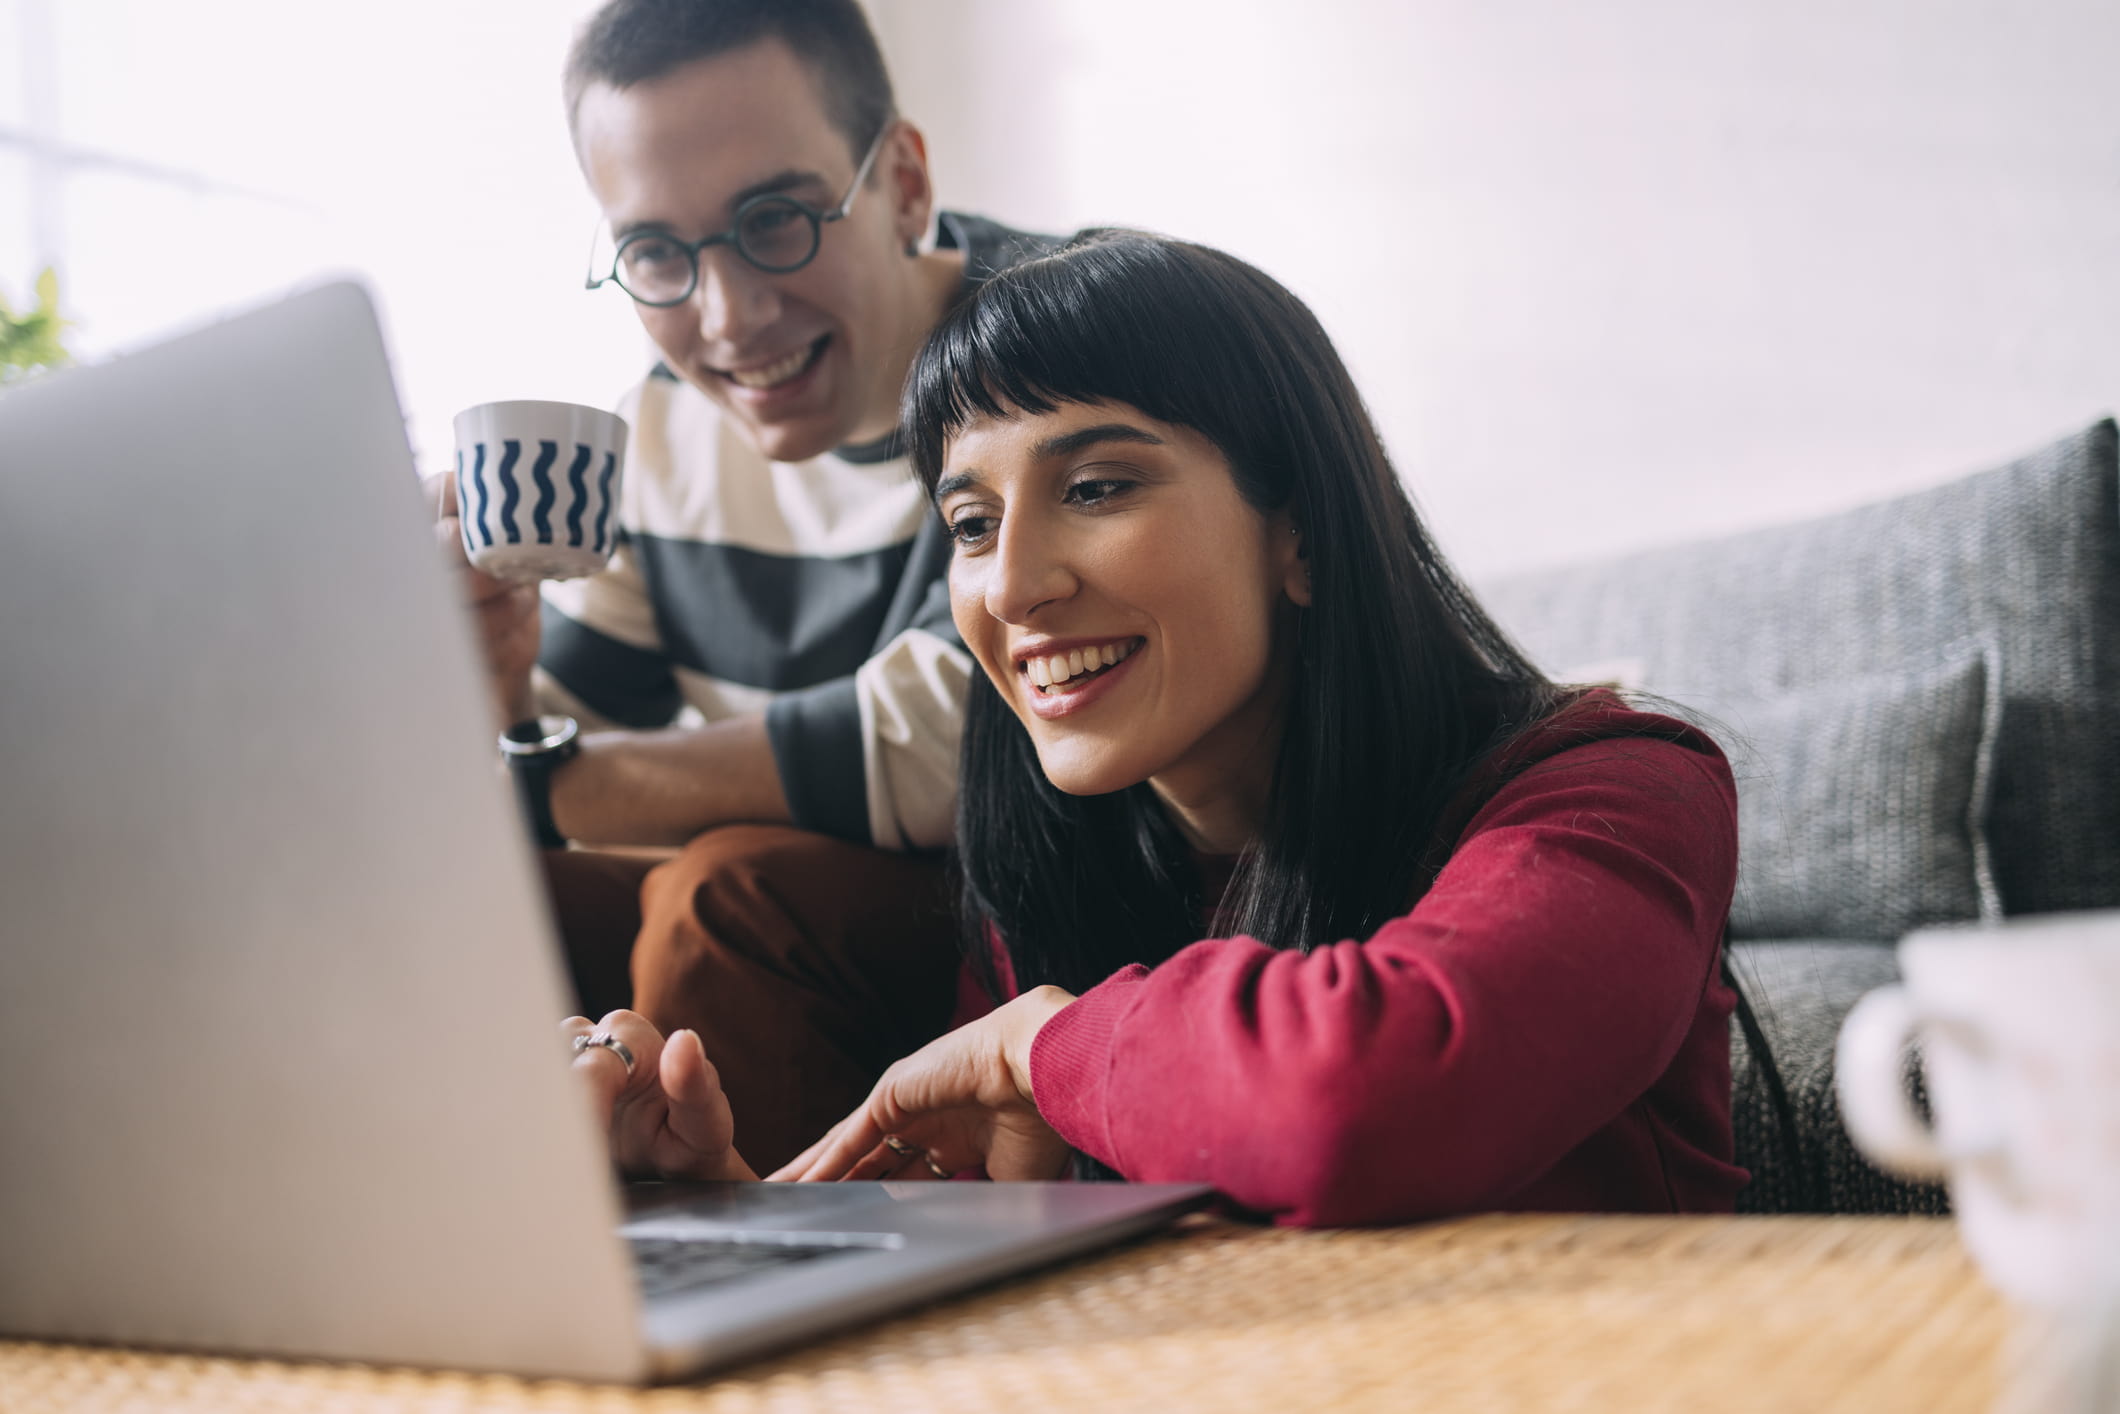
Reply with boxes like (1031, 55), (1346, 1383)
(535, 213), (1058, 851)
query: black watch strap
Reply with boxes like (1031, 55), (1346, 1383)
(499, 716), (580, 850)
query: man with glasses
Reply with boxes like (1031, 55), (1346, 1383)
(437, 0), (1054, 1173)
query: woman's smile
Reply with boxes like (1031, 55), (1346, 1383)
(1016, 636), (1145, 718)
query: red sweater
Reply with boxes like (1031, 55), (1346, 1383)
(1006, 692), (1747, 1226)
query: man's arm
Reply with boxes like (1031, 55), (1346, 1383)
(532, 544), (794, 846)
(433, 467), (789, 845)
(432, 470), (968, 851)
(546, 713), (790, 847)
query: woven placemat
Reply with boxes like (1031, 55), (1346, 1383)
(0, 1215), (2004, 1413)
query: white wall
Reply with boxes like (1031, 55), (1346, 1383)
(870, 0), (2120, 577)
(10, 0), (2114, 565)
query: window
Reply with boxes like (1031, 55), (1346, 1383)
(0, 0), (644, 463)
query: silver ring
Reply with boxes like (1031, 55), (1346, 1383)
(922, 1154), (952, 1180)
(882, 1134), (919, 1158)
(571, 1030), (636, 1075)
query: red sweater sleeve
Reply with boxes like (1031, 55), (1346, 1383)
(1026, 726), (1739, 1226)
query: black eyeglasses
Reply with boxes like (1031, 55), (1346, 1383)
(585, 124), (889, 307)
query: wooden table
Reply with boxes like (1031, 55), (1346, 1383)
(0, 1214), (2009, 1412)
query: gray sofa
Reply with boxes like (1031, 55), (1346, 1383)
(1480, 418), (2120, 1212)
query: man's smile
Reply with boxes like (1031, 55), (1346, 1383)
(713, 334), (829, 390)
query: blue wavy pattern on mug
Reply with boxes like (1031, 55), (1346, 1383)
(495, 439), (523, 543)
(530, 440), (560, 541)
(564, 443), (594, 545)
(465, 438), (617, 556)
(593, 451), (619, 553)
(468, 443), (495, 547)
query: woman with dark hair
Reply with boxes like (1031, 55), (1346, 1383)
(572, 231), (1747, 1224)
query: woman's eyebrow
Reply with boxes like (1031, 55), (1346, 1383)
(1035, 423), (1165, 459)
(934, 424), (1165, 500)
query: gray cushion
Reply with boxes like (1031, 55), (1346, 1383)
(1717, 644), (2001, 941)
(1482, 419), (2120, 925)
(1727, 939), (1949, 1215)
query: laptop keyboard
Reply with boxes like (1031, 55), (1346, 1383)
(629, 1234), (880, 1300)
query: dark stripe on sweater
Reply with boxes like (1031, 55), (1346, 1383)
(766, 678), (871, 844)
(540, 604), (683, 728)
(633, 532), (915, 691)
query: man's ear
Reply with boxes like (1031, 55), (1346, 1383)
(1276, 512), (1312, 607)
(880, 119), (936, 253)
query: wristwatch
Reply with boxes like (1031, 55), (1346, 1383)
(499, 715), (579, 850)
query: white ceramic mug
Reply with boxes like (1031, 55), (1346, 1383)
(1837, 912), (2120, 1310)
(453, 400), (629, 582)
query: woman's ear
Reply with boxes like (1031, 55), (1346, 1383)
(1276, 514), (1312, 607)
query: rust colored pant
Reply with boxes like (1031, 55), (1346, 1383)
(542, 826), (962, 1175)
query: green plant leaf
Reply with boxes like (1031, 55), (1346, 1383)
(1, 266), (73, 382)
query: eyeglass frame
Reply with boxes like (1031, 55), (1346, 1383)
(584, 121), (892, 307)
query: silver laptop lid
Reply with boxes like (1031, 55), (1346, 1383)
(0, 282), (649, 1381)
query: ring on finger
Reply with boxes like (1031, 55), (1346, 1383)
(882, 1135), (919, 1158)
(571, 1030), (636, 1076)
(922, 1153), (953, 1180)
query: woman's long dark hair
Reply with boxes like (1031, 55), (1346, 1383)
(905, 231), (1563, 996)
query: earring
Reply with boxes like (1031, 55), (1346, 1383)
(904, 238), (920, 258)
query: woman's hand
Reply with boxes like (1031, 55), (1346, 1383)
(563, 1010), (757, 1181)
(769, 986), (1077, 1183)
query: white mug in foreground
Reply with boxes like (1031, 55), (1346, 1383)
(1837, 912), (2120, 1309)
(453, 399), (629, 582)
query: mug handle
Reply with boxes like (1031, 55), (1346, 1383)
(1835, 984), (1949, 1179)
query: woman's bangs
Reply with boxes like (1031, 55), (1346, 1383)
(907, 236), (1229, 488)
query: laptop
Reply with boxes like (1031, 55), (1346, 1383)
(0, 282), (1212, 1383)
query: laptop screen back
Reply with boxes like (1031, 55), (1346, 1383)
(0, 283), (649, 1381)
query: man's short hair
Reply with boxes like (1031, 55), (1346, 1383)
(564, 0), (897, 161)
